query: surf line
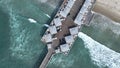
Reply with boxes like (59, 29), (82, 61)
(78, 32), (120, 68)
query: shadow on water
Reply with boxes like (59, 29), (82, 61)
(34, 1), (64, 68)
(0, 7), (10, 57)
(34, 0), (63, 68)
(40, 0), (63, 36)
(33, 45), (48, 68)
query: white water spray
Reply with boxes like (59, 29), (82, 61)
(39, 0), (48, 3)
(28, 18), (37, 23)
(45, 13), (51, 18)
(78, 32), (120, 68)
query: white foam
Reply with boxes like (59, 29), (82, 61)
(28, 18), (37, 23)
(78, 32), (120, 68)
(91, 13), (120, 36)
(38, 0), (48, 3)
(45, 13), (51, 18)
(44, 24), (49, 27)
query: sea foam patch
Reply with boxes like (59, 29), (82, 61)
(91, 13), (120, 36)
(47, 54), (74, 68)
(38, 0), (48, 3)
(78, 32), (120, 68)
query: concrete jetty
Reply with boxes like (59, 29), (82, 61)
(40, 0), (96, 68)
(39, 47), (54, 68)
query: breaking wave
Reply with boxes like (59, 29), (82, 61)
(38, 0), (48, 3)
(91, 13), (120, 36)
(78, 32), (120, 68)
(44, 13), (51, 18)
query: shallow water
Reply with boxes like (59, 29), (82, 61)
(82, 13), (120, 53)
(47, 38), (99, 68)
(47, 14), (120, 68)
(78, 32), (120, 68)
(0, 0), (120, 68)
(0, 0), (61, 68)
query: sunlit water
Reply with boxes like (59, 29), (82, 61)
(0, 0), (62, 68)
(78, 32), (120, 68)
(0, 0), (120, 68)
(47, 14), (120, 68)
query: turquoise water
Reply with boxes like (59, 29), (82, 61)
(47, 38), (99, 68)
(0, 0), (61, 68)
(81, 14), (120, 53)
(0, 0), (120, 68)
(47, 14), (120, 68)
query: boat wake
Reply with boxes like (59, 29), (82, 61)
(38, 0), (48, 3)
(28, 18), (37, 23)
(78, 32), (120, 68)
(91, 13), (120, 36)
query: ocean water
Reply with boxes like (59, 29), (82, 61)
(0, 0), (62, 68)
(78, 32), (120, 68)
(47, 14), (120, 68)
(81, 13), (120, 53)
(47, 38), (99, 68)
(0, 0), (120, 68)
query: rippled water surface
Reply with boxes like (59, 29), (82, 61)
(0, 0), (61, 68)
(0, 0), (120, 68)
(47, 14), (120, 68)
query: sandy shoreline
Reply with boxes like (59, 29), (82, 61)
(93, 0), (120, 23)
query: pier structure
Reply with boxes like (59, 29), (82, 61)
(40, 0), (96, 68)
